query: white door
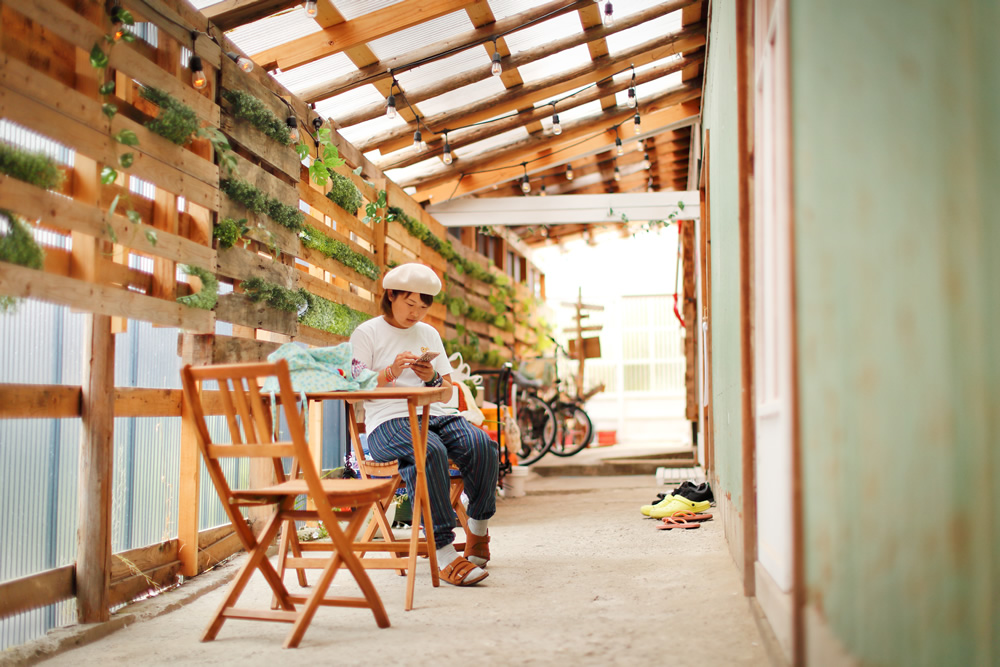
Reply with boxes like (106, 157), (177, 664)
(753, 0), (794, 655)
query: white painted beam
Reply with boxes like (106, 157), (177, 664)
(427, 192), (700, 227)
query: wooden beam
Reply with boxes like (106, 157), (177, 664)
(408, 92), (701, 201)
(251, 0), (476, 71)
(297, 0), (596, 100)
(0, 565), (75, 620)
(76, 313), (115, 623)
(369, 56), (703, 159)
(201, 0), (299, 31)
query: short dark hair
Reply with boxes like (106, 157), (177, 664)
(381, 289), (434, 317)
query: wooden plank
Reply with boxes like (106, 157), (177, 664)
(298, 244), (377, 294)
(76, 313), (114, 623)
(251, 0), (475, 71)
(0, 565), (75, 620)
(0, 384), (80, 419)
(108, 559), (180, 608)
(0, 87), (220, 211)
(0, 177), (215, 269)
(177, 380), (200, 576)
(0, 262), (215, 333)
(120, 0), (221, 66)
(210, 334), (282, 364)
(0, 55), (218, 186)
(297, 177), (375, 244)
(114, 387), (181, 417)
(294, 323), (348, 348)
(197, 528), (242, 573)
(215, 292), (298, 336)
(296, 271), (378, 317)
(202, 0), (298, 31)
(220, 58), (301, 180)
(11, 0), (219, 124)
(111, 538), (179, 582)
(216, 244), (297, 288)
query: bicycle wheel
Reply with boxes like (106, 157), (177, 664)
(549, 403), (594, 457)
(514, 394), (557, 465)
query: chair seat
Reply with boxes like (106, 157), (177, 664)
(232, 478), (394, 505)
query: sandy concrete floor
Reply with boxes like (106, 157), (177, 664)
(37, 475), (770, 666)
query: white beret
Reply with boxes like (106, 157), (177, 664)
(382, 263), (441, 296)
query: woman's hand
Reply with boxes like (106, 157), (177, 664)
(409, 358), (436, 382)
(388, 352), (416, 381)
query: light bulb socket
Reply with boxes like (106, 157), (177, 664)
(627, 87), (636, 108)
(443, 140), (452, 165)
(521, 177), (531, 194)
(189, 55), (203, 71)
(413, 129), (423, 150)
(312, 116), (323, 132)
(491, 50), (502, 76)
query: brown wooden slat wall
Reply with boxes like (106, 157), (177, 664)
(0, 0), (543, 626)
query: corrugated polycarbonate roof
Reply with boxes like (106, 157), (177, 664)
(197, 0), (700, 201)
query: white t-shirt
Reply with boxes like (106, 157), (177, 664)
(350, 316), (453, 434)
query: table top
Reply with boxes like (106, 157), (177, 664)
(305, 385), (452, 406)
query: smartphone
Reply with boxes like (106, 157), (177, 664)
(415, 351), (439, 363)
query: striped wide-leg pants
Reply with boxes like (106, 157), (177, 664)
(367, 414), (498, 548)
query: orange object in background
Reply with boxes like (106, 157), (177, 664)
(596, 430), (617, 446)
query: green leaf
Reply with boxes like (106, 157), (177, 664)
(101, 103), (118, 120)
(100, 166), (118, 185)
(352, 166), (363, 176)
(99, 81), (116, 96)
(121, 32), (136, 43)
(114, 129), (139, 147)
(118, 152), (134, 168)
(377, 189), (387, 207)
(309, 160), (329, 186)
(126, 210), (141, 224)
(323, 143), (345, 167)
(677, 200), (685, 210)
(117, 8), (135, 25)
(295, 143), (309, 160)
(108, 194), (121, 218)
(104, 223), (118, 244)
(317, 128), (331, 143)
(90, 43), (109, 69)
(144, 229), (158, 246)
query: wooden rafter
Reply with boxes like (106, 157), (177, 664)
(201, 0), (298, 31)
(298, 0), (693, 103)
(250, 0), (477, 71)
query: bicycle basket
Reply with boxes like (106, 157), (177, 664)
(518, 357), (557, 387)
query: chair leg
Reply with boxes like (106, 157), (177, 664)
(451, 479), (469, 550)
(203, 510), (294, 642)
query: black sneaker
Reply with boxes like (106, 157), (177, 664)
(676, 482), (714, 503)
(650, 480), (696, 505)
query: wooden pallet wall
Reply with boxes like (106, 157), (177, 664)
(0, 0), (544, 631)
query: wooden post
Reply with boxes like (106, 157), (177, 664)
(575, 288), (585, 398)
(682, 219), (698, 422)
(177, 382), (202, 576)
(76, 314), (115, 622)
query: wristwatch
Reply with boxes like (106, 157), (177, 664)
(424, 371), (443, 387)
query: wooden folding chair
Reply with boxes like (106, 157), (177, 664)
(180, 360), (396, 648)
(275, 399), (470, 612)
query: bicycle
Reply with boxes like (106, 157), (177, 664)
(509, 369), (557, 465)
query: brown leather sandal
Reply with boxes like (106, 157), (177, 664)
(440, 556), (489, 586)
(464, 532), (491, 567)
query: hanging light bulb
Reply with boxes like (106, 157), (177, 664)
(226, 51), (254, 73)
(626, 86), (636, 109)
(111, 7), (126, 41)
(413, 129), (423, 151)
(385, 93), (397, 120)
(442, 133), (453, 165)
(633, 112), (641, 135)
(189, 56), (207, 89)
(642, 153), (651, 170)
(566, 164), (574, 181)
(312, 115), (324, 133)
(491, 49), (502, 77)
(305, 0), (318, 17)
(286, 116), (299, 143)
(614, 165), (621, 182)
(552, 113), (562, 135)
(603, 2), (614, 26)
(521, 175), (531, 193)
(540, 182), (547, 197)
(615, 136), (624, 156)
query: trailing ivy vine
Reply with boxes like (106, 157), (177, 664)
(220, 178), (303, 231)
(222, 89), (292, 146)
(300, 225), (379, 280)
(176, 264), (219, 310)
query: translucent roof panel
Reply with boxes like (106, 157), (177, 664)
(275, 52), (359, 94)
(394, 48), (491, 98)
(554, 100), (603, 124)
(605, 10), (684, 56)
(333, 0), (407, 22)
(366, 11), (474, 62)
(456, 126), (530, 161)
(226, 10), (322, 56)
(515, 43), (591, 85)
(412, 75), (509, 120)
(502, 11), (581, 55)
(487, 0), (551, 22)
(634, 73), (684, 100)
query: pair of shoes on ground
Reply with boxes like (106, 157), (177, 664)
(657, 510), (714, 530)
(441, 532), (491, 586)
(649, 480), (714, 505)
(641, 489), (712, 519)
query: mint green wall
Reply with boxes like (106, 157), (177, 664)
(791, 0), (999, 663)
(701, 0), (744, 525)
